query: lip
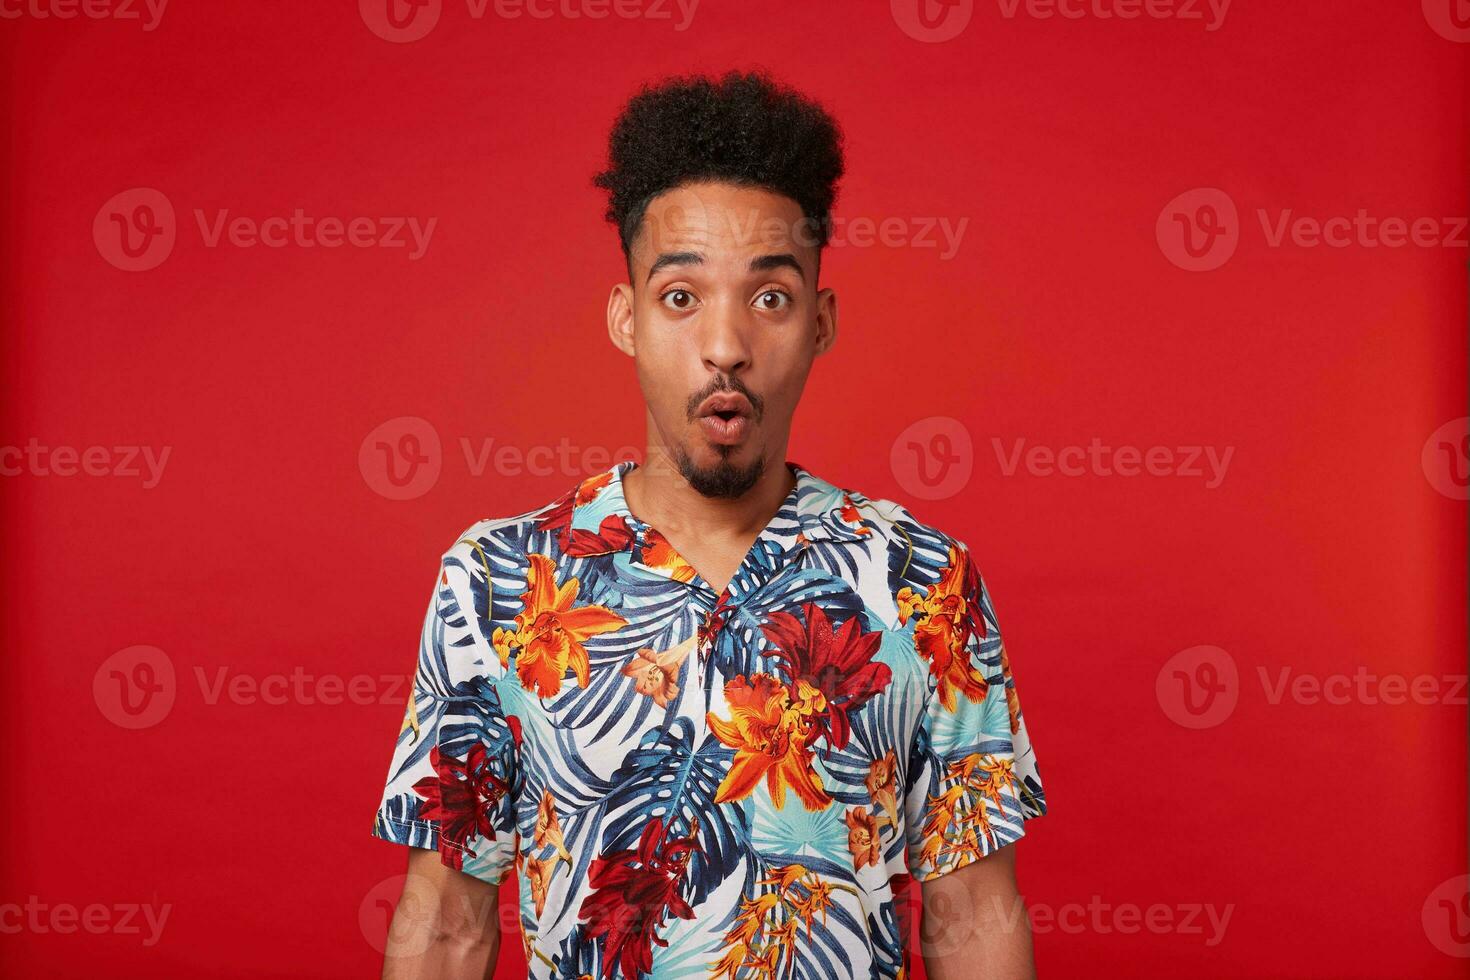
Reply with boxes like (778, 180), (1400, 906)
(696, 393), (754, 419)
(698, 414), (751, 445)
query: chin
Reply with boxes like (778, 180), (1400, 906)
(674, 443), (765, 499)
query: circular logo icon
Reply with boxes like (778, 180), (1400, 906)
(360, 416), (442, 500)
(1423, 0), (1470, 42)
(890, 416), (974, 501)
(1423, 874), (1470, 957)
(360, 873), (432, 957)
(1156, 187), (1239, 272)
(916, 869), (977, 956)
(1156, 645), (1238, 729)
(892, 0), (974, 42)
(93, 645), (176, 729)
(94, 188), (176, 272)
(1422, 417), (1469, 501)
(360, 0), (441, 43)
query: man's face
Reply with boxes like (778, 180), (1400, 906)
(607, 181), (838, 498)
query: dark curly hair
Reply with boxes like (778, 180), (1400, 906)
(593, 70), (845, 262)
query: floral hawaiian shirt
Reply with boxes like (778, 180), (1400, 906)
(371, 458), (1046, 979)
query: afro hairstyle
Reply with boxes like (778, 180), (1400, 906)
(593, 69), (845, 264)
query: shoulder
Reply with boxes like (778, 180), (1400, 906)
(434, 485), (570, 570)
(835, 480), (984, 569)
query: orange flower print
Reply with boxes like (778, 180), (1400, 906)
(712, 865), (839, 979)
(839, 492), (872, 535)
(895, 544), (989, 712)
(707, 674), (832, 811)
(999, 641), (1021, 734)
(865, 751), (900, 829)
(619, 636), (694, 708)
(638, 527), (698, 582)
(534, 790), (572, 864)
(918, 752), (1020, 873)
(491, 553), (628, 698)
(526, 854), (555, 917)
(845, 807), (880, 870)
(759, 864), (808, 893)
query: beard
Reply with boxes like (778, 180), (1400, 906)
(670, 443), (765, 499)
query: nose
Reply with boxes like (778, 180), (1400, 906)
(698, 296), (753, 377)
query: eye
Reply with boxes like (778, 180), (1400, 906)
(660, 288), (697, 311)
(755, 290), (791, 311)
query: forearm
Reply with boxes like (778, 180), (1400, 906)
(381, 849), (503, 980)
(921, 891), (1035, 980)
(920, 845), (1036, 980)
(382, 917), (499, 980)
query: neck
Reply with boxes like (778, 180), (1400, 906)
(622, 446), (796, 540)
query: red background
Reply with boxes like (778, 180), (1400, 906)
(2, 1), (1466, 977)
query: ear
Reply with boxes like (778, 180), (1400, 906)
(814, 286), (838, 356)
(607, 282), (636, 357)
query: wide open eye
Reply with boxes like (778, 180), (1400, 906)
(755, 290), (790, 311)
(660, 289), (697, 311)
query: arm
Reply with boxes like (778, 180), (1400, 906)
(381, 846), (503, 980)
(920, 843), (1035, 980)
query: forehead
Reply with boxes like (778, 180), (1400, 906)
(631, 181), (817, 272)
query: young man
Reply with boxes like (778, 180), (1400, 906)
(371, 70), (1046, 980)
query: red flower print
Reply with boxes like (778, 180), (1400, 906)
(411, 743), (509, 870)
(578, 817), (701, 980)
(760, 602), (892, 752)
(535, 472), (638, 557)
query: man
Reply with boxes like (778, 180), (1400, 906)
(370, 70), (1046, 980)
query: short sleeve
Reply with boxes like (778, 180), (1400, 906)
(370, 540), (520, 885)
(903, 544), (1045, 881)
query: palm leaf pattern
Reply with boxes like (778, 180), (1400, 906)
(370, 459), (1046, 978)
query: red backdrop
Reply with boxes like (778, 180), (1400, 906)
(2, 1), (1466, 977)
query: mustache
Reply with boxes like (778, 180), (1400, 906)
(686, 376), (763, 421)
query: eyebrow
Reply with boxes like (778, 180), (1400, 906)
(645, 251), (806, 285)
